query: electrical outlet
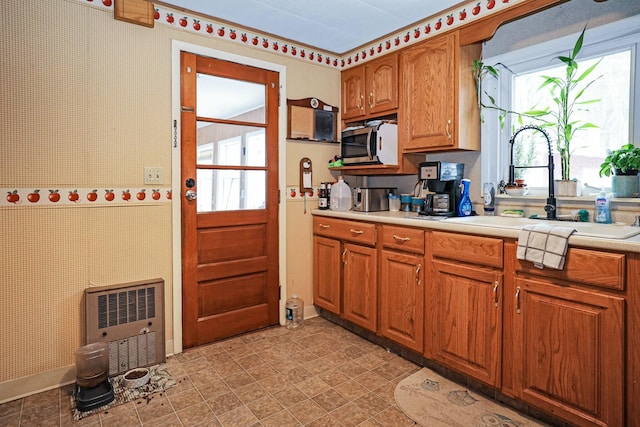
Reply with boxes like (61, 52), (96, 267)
(144, 167), (164, 185)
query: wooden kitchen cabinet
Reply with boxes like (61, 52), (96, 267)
(313, 235), (342, 315)
(343, 242), (377, 331)
(427, 231), (503, 387)
(399, 31), (481, 152)
(506, 246), (625, 427)
(312, 216), (378, 331)
(379, 225), (424, 352)
(341, 54), (398, 121)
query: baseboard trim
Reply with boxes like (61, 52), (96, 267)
(0, 365), (76, 404)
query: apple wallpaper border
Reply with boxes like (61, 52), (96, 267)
(1, 188), (172, 207)
(77, 0), (522, 70)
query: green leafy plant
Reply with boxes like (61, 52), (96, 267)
(599, 143), (640, 177)
(474, 26), (602, 181)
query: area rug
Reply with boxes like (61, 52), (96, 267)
(70, 364), (176, 420)
(395, 368), (546, 427)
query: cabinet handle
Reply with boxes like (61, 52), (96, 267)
(359, 94), (364, 110)
(445, 119), (452, 139)
(515, 286), (521, 314)
(369, 92), (374, 108)
(415, 264), (422, 286)
(342, 248), (348, 264)
(493, 281), (499, 308)
(319, 224), (330, 229)
(350, 229), (364, 235)
(392, 234), (410, 242)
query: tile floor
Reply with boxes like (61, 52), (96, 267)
(0, 317), (423, 426)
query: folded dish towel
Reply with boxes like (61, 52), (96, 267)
(516, 224), (576, 270)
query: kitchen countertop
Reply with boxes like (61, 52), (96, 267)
(311, 209), (640, 254)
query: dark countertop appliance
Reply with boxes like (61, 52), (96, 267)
(417, 161), (464, 217)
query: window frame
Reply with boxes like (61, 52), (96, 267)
(480, 14), (640, 194)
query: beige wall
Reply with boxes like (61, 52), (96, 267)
(0, 0), (339, 400)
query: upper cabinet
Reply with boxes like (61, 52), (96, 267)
(399, 31), (481, 152)
(341, 54), (398, 122)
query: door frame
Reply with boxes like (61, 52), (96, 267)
(171, 40), (287, 355)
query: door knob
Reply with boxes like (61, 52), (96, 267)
(185, 190), (197, 201)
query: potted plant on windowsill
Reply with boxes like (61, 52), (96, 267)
(474, 26), (602, 196)
(599, 143), (640, 197)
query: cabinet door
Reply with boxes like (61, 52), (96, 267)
(513, 276), (624, 427)
(341, 66), (365, 120)
(431, 259), (502, 387)
(365, 54), (398, 115)
(400, 33), (456, 151)
(343, 243), (377, 331)
(313, 236), (341, 315)
(380, 250), (424, 352)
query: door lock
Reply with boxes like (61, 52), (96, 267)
(185, 190), (197, 201)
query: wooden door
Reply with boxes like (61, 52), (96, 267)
(365, 54), (398, 115)
(313, 236), (342, 315)
(180, 52), (280, 348)
(400, 32), (456, 151)
(513, 276), (624, 427)
(379, 250), (424, 352)
(341, 66), (365, 120)
(342, 242), (377, 331)
(432, 259), (502, 387)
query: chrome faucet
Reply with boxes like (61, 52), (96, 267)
(508, 125), (557, 220)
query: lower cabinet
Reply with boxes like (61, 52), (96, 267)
(313, 236), (342, 315)
(342, 243), (377, 331)
(312, 216), (377, 331)
(427, 231), (504, 387)
(511, 264), (624, 426)
(379, 225), (425, 352)
(430, 259), (502, 387)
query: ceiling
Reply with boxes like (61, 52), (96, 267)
(157, 0), (462, 54)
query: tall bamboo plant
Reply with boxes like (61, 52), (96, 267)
(474, 26), (602, 180)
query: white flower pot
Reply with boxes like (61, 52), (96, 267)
(555, 179), (580, 197)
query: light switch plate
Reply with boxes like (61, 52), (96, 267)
(144, 167), (164, 185)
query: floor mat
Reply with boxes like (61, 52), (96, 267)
(70, 364), (176, 420)
(395, 368), (547, 427)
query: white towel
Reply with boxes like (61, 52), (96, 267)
(516, 224), (576, 270)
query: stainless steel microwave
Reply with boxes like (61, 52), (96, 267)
(340, 123), (398, 166)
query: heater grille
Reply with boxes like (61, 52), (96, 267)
(85, 278), (165, 376)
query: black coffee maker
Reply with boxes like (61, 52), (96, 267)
(417, 161), (464, 216)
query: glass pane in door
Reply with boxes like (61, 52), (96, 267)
(197, 122), (265, 167)
(196, 169), (266, 212)
(196, 74), (265, 123)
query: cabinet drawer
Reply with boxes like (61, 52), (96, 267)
(431, 231), (503, 268)
(516, 247), (625, 290)
(313, 217), (376, 245)
(382, 225), (425, 254)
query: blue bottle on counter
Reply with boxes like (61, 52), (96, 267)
(457, 179), (473, 217)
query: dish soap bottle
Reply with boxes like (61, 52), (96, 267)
(594, 190), (611, 224)
(457, 179), (473, 217)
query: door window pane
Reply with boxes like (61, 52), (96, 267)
(197, 122), (265, 167)
(197, 169), (266, 212)
(196, 74), (265, 123)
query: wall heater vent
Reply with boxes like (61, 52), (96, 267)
(85, 278), (165, 376)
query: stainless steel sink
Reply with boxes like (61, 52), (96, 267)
(444, 216), (640, 239)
